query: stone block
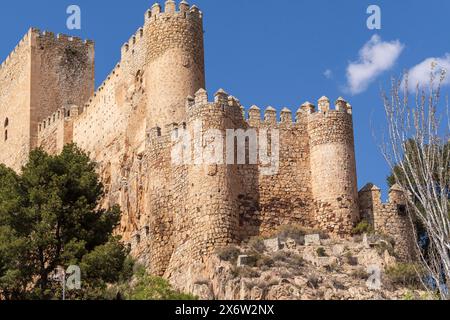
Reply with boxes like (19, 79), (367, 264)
(304, 234), (321, 246)
(264, 237), (282, 252)
(237, 255), (251, 267)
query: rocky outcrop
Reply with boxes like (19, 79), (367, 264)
(172, 235), (429, 300)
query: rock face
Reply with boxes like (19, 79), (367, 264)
(174, 236), (427, 301)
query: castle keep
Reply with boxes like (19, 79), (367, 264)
(0, 1), (416, 279)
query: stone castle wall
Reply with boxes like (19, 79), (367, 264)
(359, 184), (417, 261)
(128, 87), (360, 278)
(0, 29), (94, 171)
(145, 2), (205, 129)
(0, 30), (32, 171)
(29, 30), (94, 149)
(308, 98), (359, 237)
(0, 1), (416, 280)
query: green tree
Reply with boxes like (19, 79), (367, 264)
(113, 266), (197, 300)
(0, 144), (132, 300)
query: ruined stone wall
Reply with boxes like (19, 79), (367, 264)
(0, 30), (32, 171)
(358, 184), (417, 261)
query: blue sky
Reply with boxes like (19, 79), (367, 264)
(1, 0), (449, 198)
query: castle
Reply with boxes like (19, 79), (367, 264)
(0, 1), (416, 280)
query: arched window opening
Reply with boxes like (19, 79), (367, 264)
(4, 117), (9, 128)
(4, 130), (7, 141)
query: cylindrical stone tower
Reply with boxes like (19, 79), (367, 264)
(308, 97), (359, 236)
(165, 89), (243, 282)
(144, 1), (206, 129)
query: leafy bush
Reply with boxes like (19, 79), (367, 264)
(123, 269), (197, 300)
(351, 267), (369, 280)
(316, 247), (327, 257)
(306, 275), (320, 289)
(248, 236), (266, 253)
(216, 246), (241, 263)
(0, 145), (131, 300)
(255, 255), (274, 268)
(352, 220), (374, 235)
(232, 266), (260, 279)
(343, 252), (358, 266)
(385, 263), (424, 288)
(273, 225), (327, 244)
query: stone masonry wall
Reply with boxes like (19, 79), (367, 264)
(0, 30), (32, 171)
(30, 29), (94, 149)
(145, 2), (205, 129)
(358, 184), (417, 261)
(1, 2), (382, 282)
(236, 106), (314, 241)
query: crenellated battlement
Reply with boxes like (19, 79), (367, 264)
(37, 105), (78, 135)
(185, 88), (243, 119)
(145, 1), (202, 23)
(183, 91), (354, 130)
(120, 1), (202, 61)
(0, 29), (31, 71)
(121, 27), (145, 58)
(5, 3), (417, 278)
(358, 183), (416, 261)
(243, 96), (353, 127)
(30, 28), (93, 47)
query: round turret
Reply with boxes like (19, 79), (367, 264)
(308, 96), (359, 236)
(145, 1), (206, 129)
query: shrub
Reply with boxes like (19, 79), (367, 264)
(306, 275), (320, 289)
(256, 255), (274, 268)
(385, 263), (424, 288)
(240, 254), (259, 267)
(216, 246), (241, 263)
(273, 225), (306, 244)
(273, 251), (290, 263)
(351, 267), (369, 280)
(118, 268), (197, 300)
(271, 251), (304, 268)
(248, 236), (266, 253)
(375, 240), (395, 257)
(233, 266), (260, 279)
(352, 220), (374, 235)
(316, 247), (327, 257)
(344, 252), (358, 266)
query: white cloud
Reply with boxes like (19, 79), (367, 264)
(346, 35), (404, 95)
(404, 54), (450, 92)
(323, 69), (333, 79)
